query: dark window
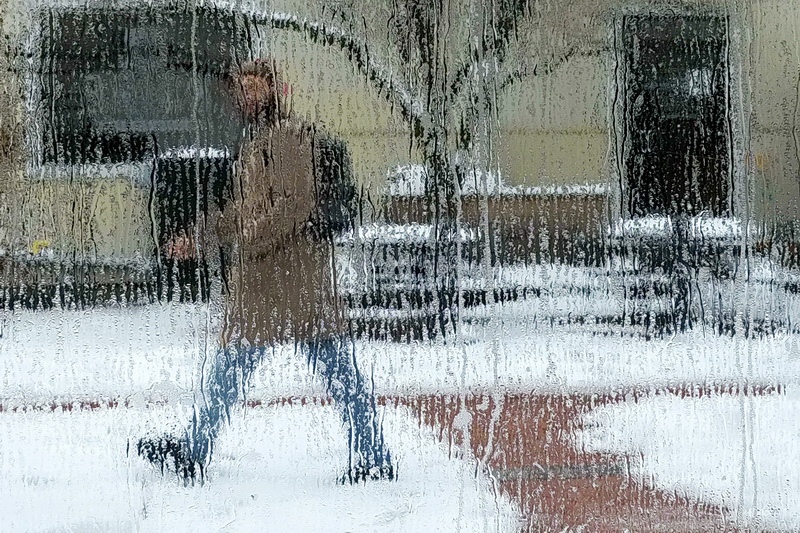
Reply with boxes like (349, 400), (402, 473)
(38, 6), (250, 164)
(623, 14), (732, 217)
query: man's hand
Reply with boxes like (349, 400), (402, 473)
(164, 230), (197, 260)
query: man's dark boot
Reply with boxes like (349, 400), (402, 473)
(136, 434), (207, 484)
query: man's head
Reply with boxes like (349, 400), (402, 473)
(229, 59), (286, 124)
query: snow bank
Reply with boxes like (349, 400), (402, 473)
(336, 223), (479, 246)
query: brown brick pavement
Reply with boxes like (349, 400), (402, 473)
(399, 384), (783, 533)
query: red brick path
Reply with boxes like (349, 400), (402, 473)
(401, 385), (782, 533)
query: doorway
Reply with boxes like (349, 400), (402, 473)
(622, 14), (732, 218)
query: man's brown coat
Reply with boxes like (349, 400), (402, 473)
(218, 118), (347, 347)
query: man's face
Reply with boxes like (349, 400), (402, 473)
(235, 74), (274, 122)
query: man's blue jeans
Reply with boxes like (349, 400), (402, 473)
(183, 337), (392, 478)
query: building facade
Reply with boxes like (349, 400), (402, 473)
(0, 0), (797, 292)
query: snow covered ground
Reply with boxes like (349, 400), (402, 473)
(578, 387), (800, 532)
(0, 303), (525, 533)
(0, 403), (520, 532)
(2, 261), (800, 531)
(2, 295), (798, 406)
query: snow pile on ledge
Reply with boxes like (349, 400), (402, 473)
(336, 223), (479, 246)
(509, 183), (608, 197)
(612, 215), (674, 238)
(612, 215), (744, 240)
(690, 216), (743, 239)
(385, 165), (607, 197)
(158, 146), (232, 159)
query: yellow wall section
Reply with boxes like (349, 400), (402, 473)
(747, 0), (800, 224)
(18, 177), (150, 262)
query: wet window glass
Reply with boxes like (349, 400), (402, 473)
(1, 1), (798, 532)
